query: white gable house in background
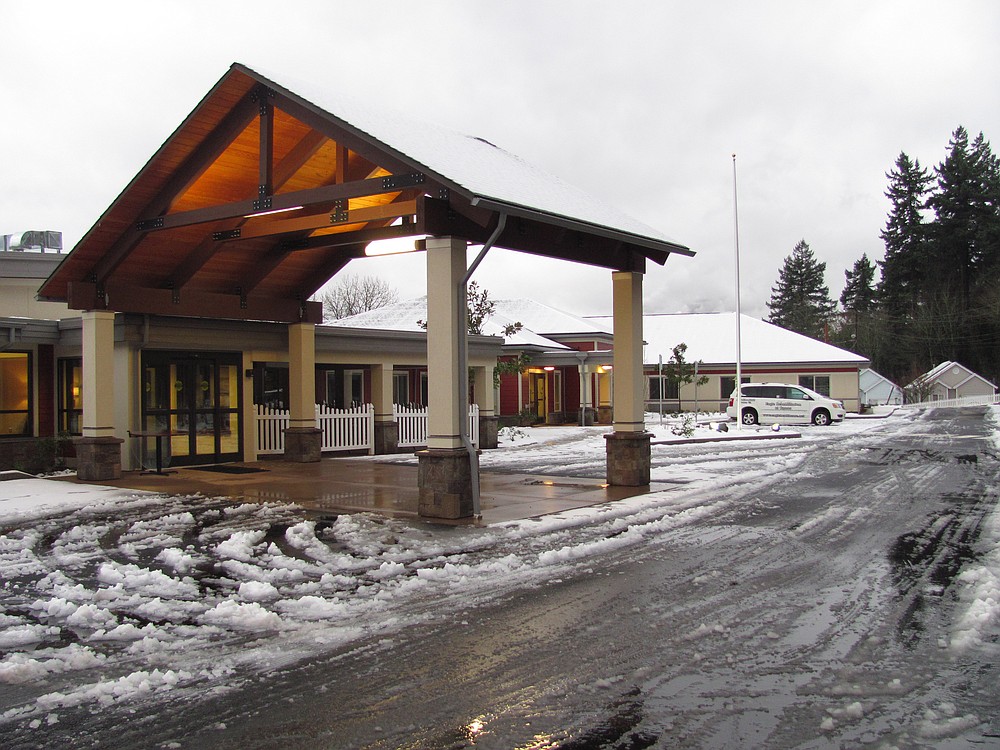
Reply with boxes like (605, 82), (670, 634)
(859, 368), (903, 407)
(586, 312), (870, 414)
(909, 361), (997, 403)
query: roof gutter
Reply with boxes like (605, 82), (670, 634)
(470, 197), (694, 259)
(458, 212), (507, 519)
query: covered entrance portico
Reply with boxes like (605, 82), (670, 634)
(40, 63), (692, 519)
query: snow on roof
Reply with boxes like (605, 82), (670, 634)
(915, 361), (997, 389)
(326, 298), (570, 350)
(241, 63), (686, 251)
(586, 312), (869, 366)
(492, 299), (612, 337)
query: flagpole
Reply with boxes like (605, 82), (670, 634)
(732, 154), (743, 431)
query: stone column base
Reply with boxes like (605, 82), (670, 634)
(74, 436), (124, 481)
(479, 415), (499, 450)
(417, 448), (474, 519)
(373, 420), (400, 455)
(605, 431), (652, 486)
(283, 427), (322, 463)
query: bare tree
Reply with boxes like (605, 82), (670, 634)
(319, 274), (399, 321)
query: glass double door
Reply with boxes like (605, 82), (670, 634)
(142, 352), (242, 466)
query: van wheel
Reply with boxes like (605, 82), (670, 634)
(812, 409), (831, 426)
(741, 408), (758, 425)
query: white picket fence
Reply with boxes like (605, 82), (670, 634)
(394, 404), (480, 449)
(898, 393), (1000, 410)
(256, 403), (480, 455)
(256, 404), (374, 456)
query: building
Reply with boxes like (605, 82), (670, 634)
(334, 298), (616, 425)
(8, 62), (692, 517)
(909, 361), (997, 402)
(859, 368), (903, 407)
(589, 312), (869, 414)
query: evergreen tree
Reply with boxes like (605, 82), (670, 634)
(840, 253), (877, 313)
(925, 127), (1000, 376)
(877, 152), (932, 317)
(766, 240), (837, 339)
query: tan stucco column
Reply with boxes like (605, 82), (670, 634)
(285, 322), (321, 462)
(473, 364), (498, 449)
(371, 362), (399, 454)
(606, 271), (651, 485)
(418, 236), (474, 519)
(76, 310), (123, 480)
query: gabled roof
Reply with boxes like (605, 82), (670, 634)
(587, 312), (869, 367)
(915, 361), (997, 390)
(39, 63), (691, 325)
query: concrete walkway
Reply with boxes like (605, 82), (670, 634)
(58, 458), (671, 525)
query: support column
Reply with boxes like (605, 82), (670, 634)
(75, 310), (123, 480)
(371, 362), (399, 454)
(285, 322), (321, 462)
(606, 271), (651, 486)
(474, 364), (498, 449)
(418, 236), (474, 519)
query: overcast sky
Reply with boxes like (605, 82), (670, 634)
(3, 1), (999, 320)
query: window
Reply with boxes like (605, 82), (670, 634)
(345, 370), (364, 406)
(798, 375), (830, 397)
(254, 363), (289, 409)
(392, 371), (409, 405)
(57, 358), (82, 435)
(720, 375), (751, 399)
(648, 376), (679, 400)
(0, 352), (31, 436)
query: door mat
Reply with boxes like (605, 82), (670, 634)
(189, 465), (269, 475)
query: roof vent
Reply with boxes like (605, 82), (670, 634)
(3, 231), (64, 253)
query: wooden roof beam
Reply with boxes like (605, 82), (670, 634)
(67, 281), (322, 324)
(162, 131), (330, 291)
(135, 173), (427, 233)
(215, 199), (418, 243)
(87, 92), (261, 285)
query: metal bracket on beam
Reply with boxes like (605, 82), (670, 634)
(136, 217), (164, 232)
(331, 199), (348, 224)
(252, 186), (272, 212)
(381, 172), (426, 190)
(213, 228), (241, 241)
(250, 86), (276, 104)
(237, 286), (248, 310)
(437, 188), (450, 200)
(171, 287), (180, 304)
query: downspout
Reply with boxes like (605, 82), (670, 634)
(458, 212), (507, 518)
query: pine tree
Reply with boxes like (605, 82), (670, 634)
(766, 240), (837, 339)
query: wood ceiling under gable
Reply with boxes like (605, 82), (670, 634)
(40, 65), (691, 324)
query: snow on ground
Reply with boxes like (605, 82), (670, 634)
(950, 404), (1000, 652)
(0, 408), (997, 728)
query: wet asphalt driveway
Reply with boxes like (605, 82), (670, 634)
(3, 406), (999, 748)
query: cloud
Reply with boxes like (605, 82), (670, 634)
(3, 1), (998, 321)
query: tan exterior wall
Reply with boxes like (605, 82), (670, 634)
(0, 279), (72, 319)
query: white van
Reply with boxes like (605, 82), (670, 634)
(727, 383), (845, 426)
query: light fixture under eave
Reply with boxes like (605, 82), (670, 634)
(242, 205), (304, 219)
(364, 236), (425, 257)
